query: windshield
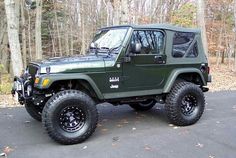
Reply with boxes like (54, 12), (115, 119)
(91, 28), (128, 52)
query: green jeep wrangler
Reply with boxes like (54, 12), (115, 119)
(12, 24), (211, 144)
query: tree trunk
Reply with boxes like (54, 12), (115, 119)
(112, 0), (121, 25)
(35, 0), (42, 59)
(65, 25), (70, 56)
(0, 33), (9, 73)
(80, 1), (85, 54)
(70, 22), (74, 56)
(64, 2), (70, 56)
(120, 0), (129, 24)
(216, 28), (223, 67)
(48, 25), (56, 57)
(27, 9), (32, 60)
(21, 0), (27, 67)
(197, 0), (208, 57)
(221, 51), (225, 64)
(4, 0), (23, 76)
(234, 0), (236, 71)
(14, 0), (20, 32)
(53, 0), (62, 56)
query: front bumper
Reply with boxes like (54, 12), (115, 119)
(12, 75), (33, 104)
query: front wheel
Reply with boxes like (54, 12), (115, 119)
(129, 99), (156, 111)
(165, 81), (205, 126)
(42, 90), (98, 145)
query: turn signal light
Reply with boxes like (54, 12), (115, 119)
(42, 79), (50, 87)
(34, 78), (40, 84)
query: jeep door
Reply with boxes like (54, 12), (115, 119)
(122, 30), (168, 92)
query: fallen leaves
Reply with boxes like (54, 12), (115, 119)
(0, 146), (14, 157)
(144, 145), (152, 151)
(111, 143), (117, 147)
(121, 119), (129, 124)
(24, 120), (31, 124)
(0, 153), (6, 157)
(116, 119), (129, 127)
(173, 126), (179, 129)
(116, 124), (123, 128)
(101, 128), (108, 132)
(0, 95), (20, 108)
(3, 146), (13, 154)
(112, 136), (120, 147)
(5, 114), (13, 118)
(97, 123), (102, 127)
(196, 143), (204, 148)
(112, 136), (119, 142)
(205, 108), (213, 111)
(233, 106), (236, 111)
(178, 129), (190, 135)
(208, 63), (236, 92)
(169, 124), (179, 129)
(102, 119), (108, 122)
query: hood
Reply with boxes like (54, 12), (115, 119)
(30, 54), (116, 74)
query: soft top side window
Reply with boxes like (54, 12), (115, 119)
(186, 42), (198, 58)
(130, 30), (164, 55)
(172, 32), (195, 58)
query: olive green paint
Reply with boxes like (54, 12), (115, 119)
(32, 24), (210, 101)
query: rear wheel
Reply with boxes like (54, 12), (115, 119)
(129, 99), (156, 111)
(42, 90), (98, 145)
(25, 101), (42, 121)
(165, 81), (205, 126)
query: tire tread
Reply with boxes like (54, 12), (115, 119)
(42, 90), (98, 145)
(165, 81), (205, 126)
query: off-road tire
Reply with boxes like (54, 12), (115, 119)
(42, 90), (98, 145)
(25, 101), (42, 121)
(129, 99), (156, 111)
(165, 81), (205, 126)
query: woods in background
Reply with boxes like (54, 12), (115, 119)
(1, 0), (236, 76)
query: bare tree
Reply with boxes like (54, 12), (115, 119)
(234, 0), (236, 71)
(35, 0), (42, 59)
(120, 0), (129, 24)
(4, 0), (23, 76)
(21, 0), (27, 67)
(53, 0), (62, 56)
(197, 0), (208, 57)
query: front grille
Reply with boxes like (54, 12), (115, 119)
(28, 64), (39, 80)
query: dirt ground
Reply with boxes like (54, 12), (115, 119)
(1, 58), (236, 107)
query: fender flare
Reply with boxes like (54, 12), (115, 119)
(163, 68), (206, 93)
(36, 73), (104, 99)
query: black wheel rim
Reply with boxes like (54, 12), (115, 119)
(181, 94), (198, 116)
(58, 106), (86, 132)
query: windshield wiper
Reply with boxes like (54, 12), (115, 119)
(89, 45), (121, 56)
(99, 46), (120, 55)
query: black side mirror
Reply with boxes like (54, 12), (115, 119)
(131, 43), (141, 54)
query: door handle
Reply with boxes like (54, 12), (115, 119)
(154, 56), (166, 64)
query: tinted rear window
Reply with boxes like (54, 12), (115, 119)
(172, 32), (195, 58)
